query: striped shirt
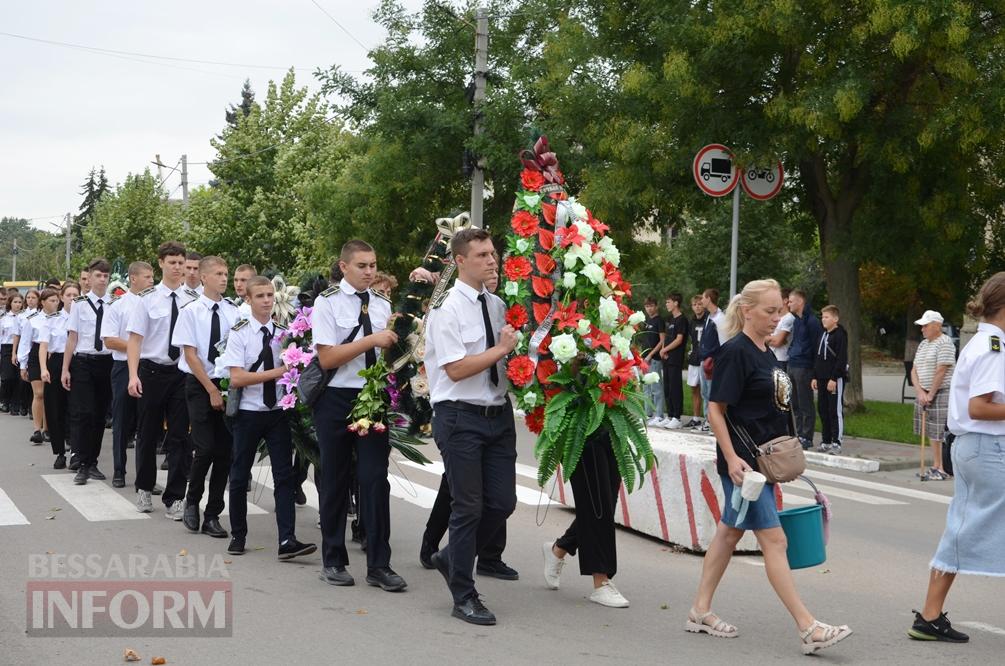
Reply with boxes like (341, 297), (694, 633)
(914, 333), (955, 391)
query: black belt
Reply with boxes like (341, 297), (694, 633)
(437, 399), (510, 418)
(75, 353), (112, 362)
(140, 359), (181, 374)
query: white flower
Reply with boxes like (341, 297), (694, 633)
(522, 391), (539, 408)
(592, 251), (605, 265)
(602, 245), (621, 267)
(628, 311), (646, 326)
(563, 271), (578, 289)
(515, 238), (531, 254)
(580, 262), (606, 285)
(410, 374), (430, 397)
(569, 242), (593, 263)
(598, 296), (620, 330)
(504, 281), (519, 296)
(598, 236), (615, 250)
(577, 318), (592, 336)
(598, 280), (614, 296)
(563, 252), (580, 270)
(570, 201), (588, 220)
(549, 333), (579, 364)
(611, 332), (632, 359)
(595, 352), (614, 378)
(643, 372), (661, 385)
(574, 220), (595, 243)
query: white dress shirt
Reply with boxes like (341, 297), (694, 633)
(101, 291), (141, 362)
(312, 278), (391, 389)
(948, 322), (1005, 436)
(220, 316), (286, 411)
(67, 291), (113, 357)
(40, 310), (71, 354)
(424, 279), (508, 406)
(172, 294), (240, 376)
(127, 282), (198, 365)
(0, 312), (20, 345)
(17, 311), (46, 365)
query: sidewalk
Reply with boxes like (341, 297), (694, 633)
(814, 435), (926, 472)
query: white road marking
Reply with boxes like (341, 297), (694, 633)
(780, 493), (817, 506)
(959, 621), (1005, 636)
(42, 475), (149, 521)
(0, 487), (30, 526)
(241, 467), (303, 513)
(802, 469), (952, 504)
(397, 460), (556, 506)
(388, 474), (437, 508)
(741, 559), (765, 567)
(791, 483), (908, 506)
(158, 471), (268, 515)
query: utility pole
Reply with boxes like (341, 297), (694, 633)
(155, 153), (164, 184)
(180, 153), (190, 232)
(11, 237), (16, 281)
(64, 212), (72, 278)
(469, 8), (488, 228)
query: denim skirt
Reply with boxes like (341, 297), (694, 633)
(720, 474), (781, 531)
(931, 432), (1005, 576)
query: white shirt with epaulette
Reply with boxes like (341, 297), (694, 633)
(172, 294), (240, 376)
(17, 310), (45, 365)
(219, 315), (286, 411)
(424, 279), (508, 407)
(40, 310), (71, 354)
(67, 291), (113, 356)
(0, 311), (20, 345)
(948, 321), (1005, 437)
(126, 282), (198, 365)
(101, 291), (140, 362)
(312, 278), (392, 389)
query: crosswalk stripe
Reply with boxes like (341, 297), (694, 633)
(156, 471), (267, 516)
(788, 482), (908, 506)
(780, 493), (817, 506)
(388, 474), (437, 508)
(0, 487), (30, 526)
(396, 460), (556, 506)
(803, 469), (952, 505)
(249, 465), (320, 510)
(42, 475), (149, 522)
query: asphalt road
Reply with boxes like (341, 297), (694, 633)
(0, 410), (1001, 665)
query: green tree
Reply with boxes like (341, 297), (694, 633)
(73, 166), (110, 253)
(0, 217), (63, 283)
(224, 79), (257, 129)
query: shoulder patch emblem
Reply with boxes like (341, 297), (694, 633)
(73, 295), (87, 302)
(373, 291), (392, 305)
(108, 295), (120, 305)
(27, 311), (39, 319)
(224, 297), (238, 307)
(46, 311), (60, 318)
(274, 322), (288, 331)
(320, 286), (340, 298)
(991, 335), (1001, 353)
(430, 291), (449, 309)
(180, 299), (195, 309)
(139, 287), (156, 297)
(231, 319), (249, 332)
(184, 288), (199, 298)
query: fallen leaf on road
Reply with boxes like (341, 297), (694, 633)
(355, 609), (368, 615)
(46, 550), (54, 554)
(660, 603), (668, 610)
(223, 560), (233, 564)
(45, 515), (55, 520)
(151, 657), (166, 665)
(253, 547), (265, 551)
(178, 549), (188, 557)
(49, 507), (61, 512)
(123, 648), (140, 661)
(819, 569), (831, 574)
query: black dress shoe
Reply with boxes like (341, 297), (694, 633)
(53, 454), (66, 470)
(67, 454), (80, 471)
(278, 538), (317, 561)
(477, 559), (520, 581)
(227, 537), (245, 555)
(201, 517), (228, 539)
(152, 484), (163, 495)
(88, 466), (106, 481)
(452, 595), (496, 625)
(319, 566), (355, 586)
(43, 431), (51, 442)
(73, 466), (89, 485)
(431, 550), (451, 586)
(294, 486), (307, 506)
(30, 430), (43, 444)
(183, 504), (200, 532)
(366, 567), (407, 592)
(112, 475), (125, 488)
(419, 539), (436, 570)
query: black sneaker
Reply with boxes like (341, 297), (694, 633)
(684, 418), (701, 429)
(227, 537), (246, 555)
(43, 431), (51, 442)
(294, 486), (307, 506)
(53, 454), (66, 470)
(30, 430), (43, 444)
(477, 559), (519, 581)
(908, 610), (969, 643)
(68, 454), (81, 471)
(278, 538), (317, 561)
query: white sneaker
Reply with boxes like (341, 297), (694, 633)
(542, 541), (565, 590)
(589, 580), (630, 608)
(646, 416), (661, 427)
(699, 422), (711, 433)
(165, 499), (185, 521)
(135, 490), (153, 513)
(667, 417), (683, 429)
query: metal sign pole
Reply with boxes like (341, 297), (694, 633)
(729, 185), (739, 298)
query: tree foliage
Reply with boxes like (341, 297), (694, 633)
(0, 217), (64, 283)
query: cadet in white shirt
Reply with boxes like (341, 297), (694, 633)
(18, 289), (48, 443)
(184, 251), (204, 294)
(101, 261), (155, 488)
(232, 263), (257, 321)
(0, 292), (25, 415)
(40, 283), (79, 469)
(127, 242), (198, 517)
(424, 228), (517, 626)
(313, 240), (405, 592)
(11, 290), (38, 421)
(61, 259), (114, 484)
(221, 276), (316, 561)
(173, 256), (239, 539)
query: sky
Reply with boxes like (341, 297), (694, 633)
(1, 0), (425, 231)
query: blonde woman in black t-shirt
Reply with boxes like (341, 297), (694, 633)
(684, 278), (852, 656)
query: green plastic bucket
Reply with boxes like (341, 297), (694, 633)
(778, 504), (826, 569)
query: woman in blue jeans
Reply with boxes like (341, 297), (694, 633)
(909, 272), (1005, 643)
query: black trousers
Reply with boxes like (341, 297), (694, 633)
(43, 352), (68, 456)
(788, 366), (816, 442)
(313, 387), (392, 570)
(110, 360), (137, 478)
(135, 360), (190, 505)
(555, 430), (621, 578)
(424, 473), (507, 563)
(817, 378), (844, 444)
(68, 354), (112, 466)
(0, 343), (16, 407)
(184, 375), (231, 519)
(228, 409), (296, 544)
(662, 362), (684, 419)
(433, 402), (516, 604)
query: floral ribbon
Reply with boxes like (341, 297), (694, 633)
(271, 275), (301, 326)
(527, 200), (573, 365)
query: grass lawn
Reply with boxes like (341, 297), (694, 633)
(815, 400), (919, 445)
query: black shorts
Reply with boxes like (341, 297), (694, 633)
(26, 343), (42, 381)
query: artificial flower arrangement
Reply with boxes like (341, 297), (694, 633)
(502, 137), (658, 492)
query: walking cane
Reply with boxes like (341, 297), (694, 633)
(918, 405), (928, 480)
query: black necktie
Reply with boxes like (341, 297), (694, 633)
(356, 292), (377, 368)
(208, 303), (220, 363)
(478, 293), (498, 386)
(168, 293), (180, 361)
(94, 298), (104, 351)
(260, 326), (276, 408)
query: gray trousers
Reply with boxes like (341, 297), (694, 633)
(788, 365), (816, 443)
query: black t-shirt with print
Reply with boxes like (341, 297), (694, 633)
(709, 333), (792, 475)
(688, 314), (707, 366)
(639, 315), (664, 355)
(663, 313), (690, 367)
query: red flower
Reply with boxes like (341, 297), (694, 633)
(586, 325), (612, 351)
(536, 359), (558, 384)
(544, 387), (562, 400)
(505, 304), (528, 329)
(587, 213), (609, 236)
(532, 276), (554, 298)
(535, 252), (556, 275)
(525, 406), (545, 434)
(599, 380), (626, 407)
(610, 355), (636, 385)
(511, 210), (540, 238)
(538, 228), (555, 251)
(506, 355), (536, 387)
(532, 302), (553, 327)
(556, 225), (586, 249)
(554, 300), (584, 330)
(538, 333), (553, 354)
(521, 169), (545, 192)
(541, 203), (557, 226)
(503, 256), (533, 282)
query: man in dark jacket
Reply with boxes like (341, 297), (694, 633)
(811, 305), (848, 454)
(787, 289), (823, 449)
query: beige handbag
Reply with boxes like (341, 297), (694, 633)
(726, 413), (806, 484)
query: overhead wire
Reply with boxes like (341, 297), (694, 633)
(309, 0), (370, 51)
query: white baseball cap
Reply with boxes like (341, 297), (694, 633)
(914, 310), (944, 326)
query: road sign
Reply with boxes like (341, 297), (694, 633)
(740, 161), (784, 200)
(692, 144), (738, 197)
